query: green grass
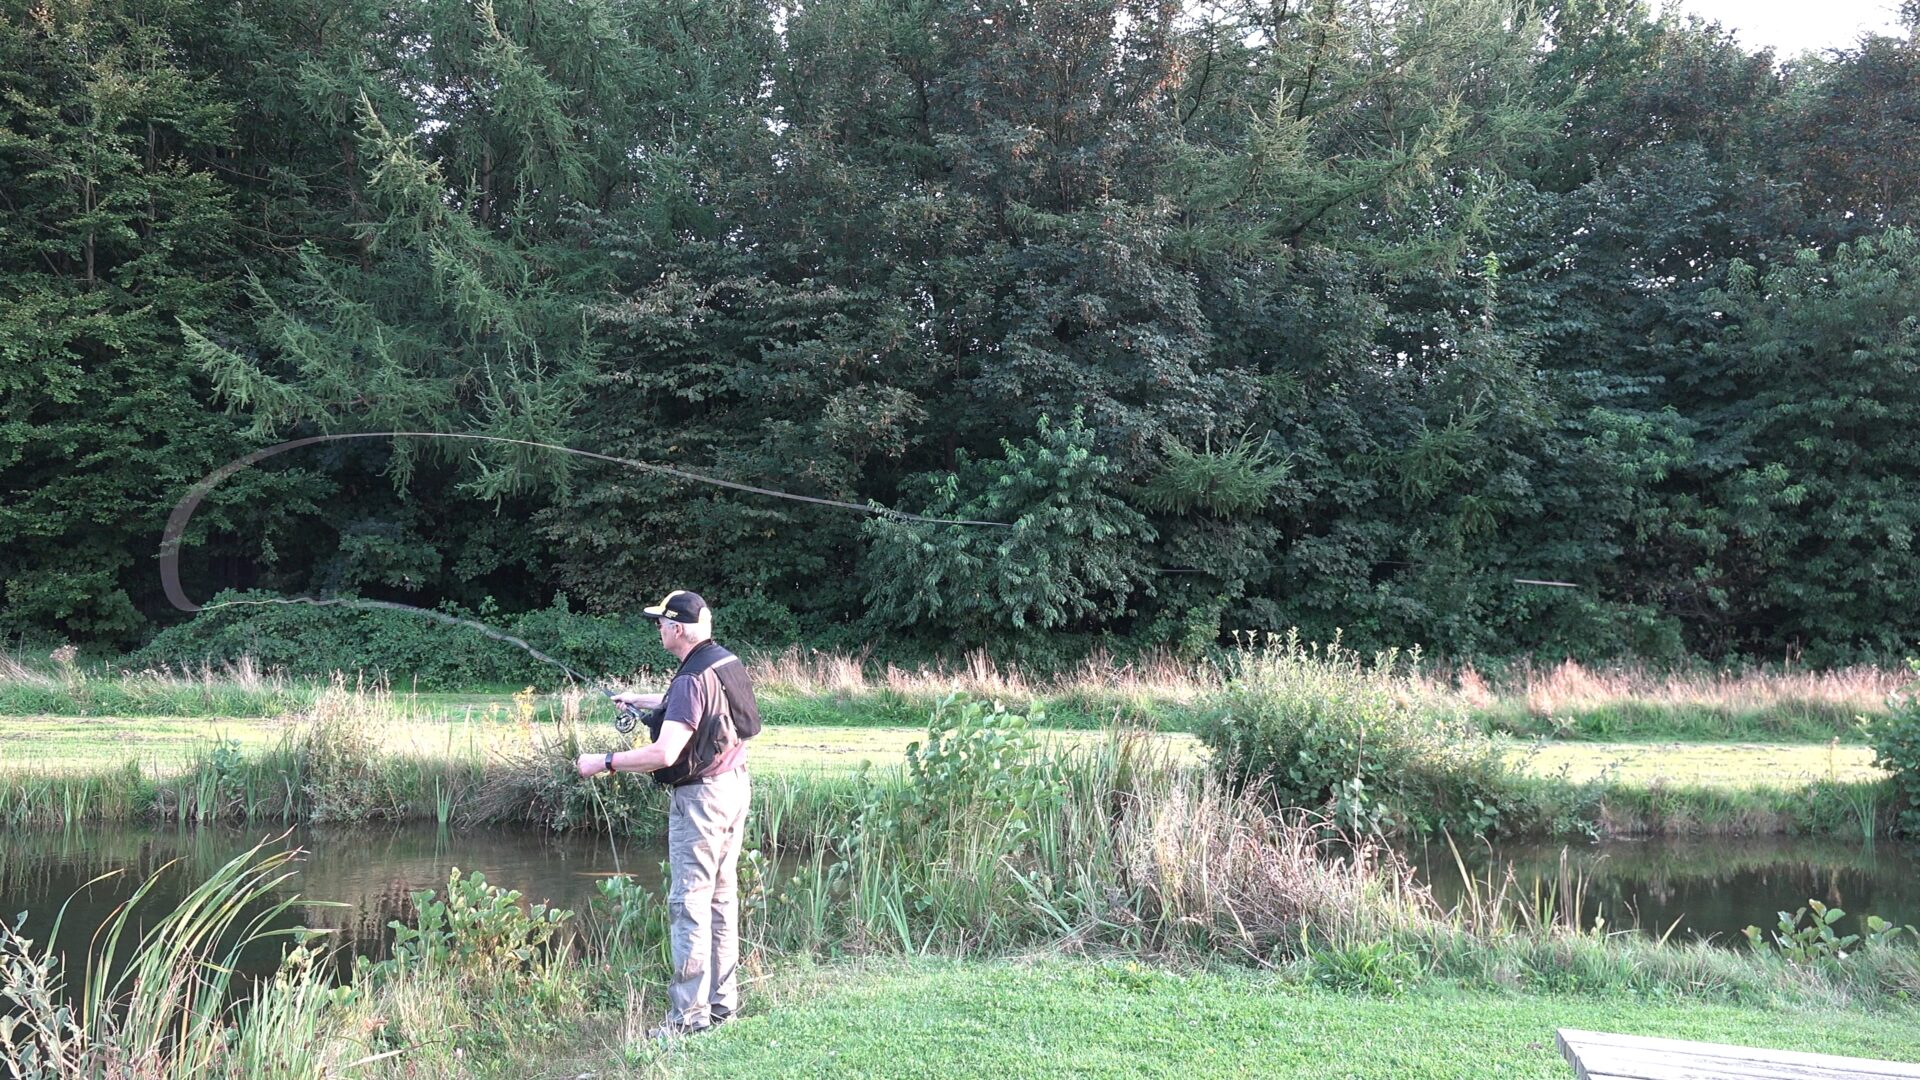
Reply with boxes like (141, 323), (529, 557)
(1510, 740), (1885, 786)
(0, 716), (293, 771)
(0, 713), (1875, 790)
(0, 715), (1202, 777)
(657, 957), (1918, 1079)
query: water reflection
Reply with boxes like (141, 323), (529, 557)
(8, 825), (1916, 991)
(1404, 836), (1920, 942)
(2, 824), (666, 983)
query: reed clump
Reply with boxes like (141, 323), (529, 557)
(1198, 631), (1513, 836)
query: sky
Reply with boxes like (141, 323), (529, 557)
(1668, 0), (1909, 55)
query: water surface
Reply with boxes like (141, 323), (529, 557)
(1, 824), (665, 985)
(1406, 836), (1920, 942)
(7, 825), (1917, 995)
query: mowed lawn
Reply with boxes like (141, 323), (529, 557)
(1513, 740), (1884, 785)
(0, 713), (1884, 786)
(0, 715), (1203, 775)
(639, 958), (1917, 1079)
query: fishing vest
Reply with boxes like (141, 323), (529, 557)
(642, 641), (762, 787)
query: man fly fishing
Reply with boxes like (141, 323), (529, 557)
(575, 590), (760, 1039)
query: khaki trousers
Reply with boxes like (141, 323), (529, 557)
(665, 767), (749, 1027)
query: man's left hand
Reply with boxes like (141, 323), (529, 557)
(576, 752), (607, 779)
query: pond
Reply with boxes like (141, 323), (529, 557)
(5, 825), (1917, 998)
(1406, 836), (1920, 942)
(1, 824), (665, 990)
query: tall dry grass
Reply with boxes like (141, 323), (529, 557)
(0, 652), (307, 718)
(750, 644), (1217, 702)
(1458, 659), (1904, 720)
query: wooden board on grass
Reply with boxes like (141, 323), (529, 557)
(1557, 1028), (1920, 1080)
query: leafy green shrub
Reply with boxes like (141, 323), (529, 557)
(506, 595), (658, 677)
(715, 594), (804, 651)
(1869, 660), (1920, 837)
(900, 695), (1066, 842)
(367, 867), (572, 986)
(137, 591), (663, 688)
(1199, 630), (1515, 836)
(1743, 899), (1912, 963)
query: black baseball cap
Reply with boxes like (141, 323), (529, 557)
(642, 589), (711, 628)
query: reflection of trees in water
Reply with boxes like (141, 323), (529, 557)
(282, 876), (423, 961)
(0, 827), (240, 898)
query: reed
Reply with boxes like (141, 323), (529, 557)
(0, 839), (329, 1078)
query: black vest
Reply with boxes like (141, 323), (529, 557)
(642, 641), (762, 786)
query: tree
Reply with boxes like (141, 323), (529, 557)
(861, 415), (1153, 643)
(0, 0), (254, 642)
(1696, 230), (1920, 658)
(178, 0), (643, 611)
(1777, 29), (1920, 241)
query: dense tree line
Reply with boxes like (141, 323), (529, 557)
(4, 0), (1919, 664)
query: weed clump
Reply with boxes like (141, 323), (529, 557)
(301, 680), (401, 823)
(1199, 631), (1514, 836)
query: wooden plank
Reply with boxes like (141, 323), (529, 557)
(1561, 1030), (1920, 1074)
(1558, 1029), (1920, 1080)
(1568, 1055), (1908, 1080)
(1573, 1048), (1909, 1079)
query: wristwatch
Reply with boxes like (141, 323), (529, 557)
(603, 750), (617, 775)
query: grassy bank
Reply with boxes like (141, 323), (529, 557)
(0, 687), (1898, 839)
(5, 726), (1916, 1079)
(2, 637), (1910, 839)
(5, 648), (1909, 741)
(657, 958), (1920, 1079)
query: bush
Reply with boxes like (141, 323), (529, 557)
(302, 682), (400, 822)
(137, 591), (663, 688)
(370, 867), (573, 986)
(1869, 660), (1920, 837)
(901, 695), (1065, 841)
(1198, 630), (1515, 836)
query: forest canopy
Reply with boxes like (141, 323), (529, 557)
(5, 0), (1919, 666)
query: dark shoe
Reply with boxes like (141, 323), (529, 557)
(710, 1006), (735, 1026)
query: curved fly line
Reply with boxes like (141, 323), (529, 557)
(157, 430), (1012, 687)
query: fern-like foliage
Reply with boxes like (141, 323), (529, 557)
(1136, 432), (1290, 516)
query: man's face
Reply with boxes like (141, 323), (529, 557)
(657, 620), (675, 652)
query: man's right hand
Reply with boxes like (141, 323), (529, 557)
(613, 691), (664, 711)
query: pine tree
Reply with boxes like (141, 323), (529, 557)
(0, 0), (249, 641)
